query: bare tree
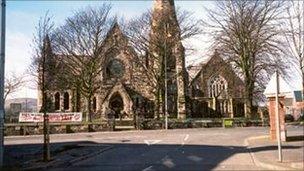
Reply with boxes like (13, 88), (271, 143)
(52, 5), (114, 123)
(29, 12), (54, 162)
(4, 73), (25, 101)
(204, 0), (287, 117)
(281, 1), (304, 97)
(124, 8), (202, 117)
(29, 12), (57, 108)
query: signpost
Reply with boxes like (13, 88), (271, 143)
(275, 70), (282, 162)
(264, 71), (289, 162)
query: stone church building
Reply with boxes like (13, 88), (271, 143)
(189, 52), (246, 118)
(38, 0), (246, 120)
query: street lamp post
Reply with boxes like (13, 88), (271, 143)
(0, 0), (5, 167)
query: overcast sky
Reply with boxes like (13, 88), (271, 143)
(5, 0), (301, 99)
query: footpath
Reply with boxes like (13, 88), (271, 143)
(3, 141), (112, 170)
(246, 132), (304, 170)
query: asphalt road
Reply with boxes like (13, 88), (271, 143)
(4, 126), (303, 171)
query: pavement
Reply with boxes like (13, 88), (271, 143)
(3, 126), (304, 171)
(245, 126), (304, 171)
(4, 141), (112, 170)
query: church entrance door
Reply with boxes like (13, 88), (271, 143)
(109, 93), (124, 119)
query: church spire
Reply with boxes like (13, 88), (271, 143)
(152, 0), (175, 12)
(151, 0), (181, 37)
(43, 34), (52, 55)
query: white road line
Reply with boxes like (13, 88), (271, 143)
(142, 165), (153, 171)
(144, 140), (162, 146)
(184, 134), (189, 141)
(181, 134), (189, 146)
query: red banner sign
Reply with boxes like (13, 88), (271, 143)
(19, 113), (82, 123)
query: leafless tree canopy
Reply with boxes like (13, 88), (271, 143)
(122, 7), (202, 116)
(281, 1), (304, 95)
(52, 4), (114, 121)
(125, 8), (202, 57)
(29, 12), (55, 85)
(29, 12), (56, 113)
(123, 8), (202, 88)
(204, 0), (287, 115)
(4, 73), (25, 101)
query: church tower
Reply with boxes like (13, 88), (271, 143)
(150, 0), (188, 119)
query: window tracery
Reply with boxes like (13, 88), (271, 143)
(106, 59), (124, 78)
(208, 75), (228, 98)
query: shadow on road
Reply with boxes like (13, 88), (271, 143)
(3, 140), (302, 170)
(286, 135), (304, 142)
(4, 141), (99, 170)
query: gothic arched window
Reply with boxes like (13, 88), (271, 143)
(208, 75), (228, 98)
(64, 92), (69, 110)
(54, 92), (60, 110)
(106, 59), (125, 78)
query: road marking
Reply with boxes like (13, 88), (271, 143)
(142, 166), (153, 171)
(184, 134), (189, 141)
(144, 140), (162, 146)
(162, 156), (175, 168)
(181, 134), (189, 146)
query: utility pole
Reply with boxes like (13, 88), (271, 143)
(302, 0), (304, 103)
(275, 69), (282, 162)
(0, 0), (5, 167)
(164, 23), (169, 130)
(164, 41), (168, 130)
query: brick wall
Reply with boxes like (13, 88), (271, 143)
(268, 97), (286, 141)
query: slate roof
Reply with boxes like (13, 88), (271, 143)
(264, 73), (294, 99)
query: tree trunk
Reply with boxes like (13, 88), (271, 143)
(154, 87), (162, 119)
(154, 93), (159, 119)
(86, 96), (94, 132)
(244, 73), (254, 118)
(41, 50), (50, 162)
(86, 96), (92, 122)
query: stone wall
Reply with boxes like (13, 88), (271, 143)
(4, 122), (110, 136)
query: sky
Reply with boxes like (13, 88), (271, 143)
(5, 0), (302, 99)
